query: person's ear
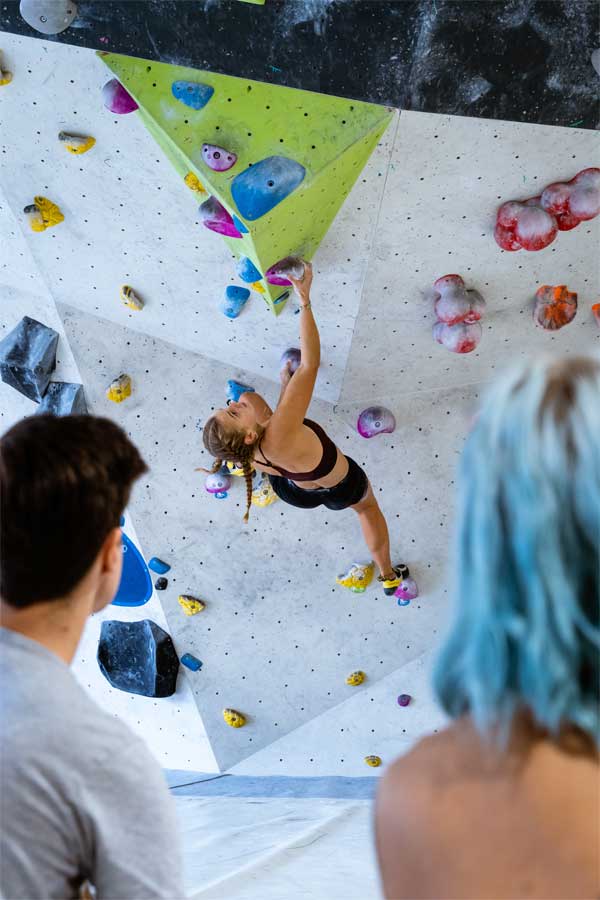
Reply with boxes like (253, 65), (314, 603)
(244, 430), (257, 445)
(92, 527), (123, 612)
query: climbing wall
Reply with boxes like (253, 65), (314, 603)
(99, 51), (393, 314)
(0, 32), (598, 775)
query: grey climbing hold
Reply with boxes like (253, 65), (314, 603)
(97, 619), (179, 698)
(0, 316), (58, 403)
(19, 0), (77, 34)
(592, 49), (600, 76)
(37, 382), (87, 416)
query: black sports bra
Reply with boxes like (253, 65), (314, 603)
(256, 419), (338, 481)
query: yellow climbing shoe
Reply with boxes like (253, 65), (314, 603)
(379, 564), (410, 596)
(336, 562), (374, 593)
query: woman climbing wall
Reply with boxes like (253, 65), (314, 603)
(201, 262), (409, 596)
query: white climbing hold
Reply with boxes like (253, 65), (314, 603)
(0, 52), (12, 86)
(20, 0), (77, 34)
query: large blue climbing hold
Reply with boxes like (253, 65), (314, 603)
(237, 256), (262, 283)
(112, 532), (152, 607)
(171, 80), (214, 110)
(0, 316), (58, 403)
(97, 619), (179, 697)
(231, 156), (306, 221)
(220, 286), (251, 319)
(226, 379), (255, 403)
(37, 382), (87, 416)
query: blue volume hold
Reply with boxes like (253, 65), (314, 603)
(231, 156), (306, 221)
(226, 380), (255, 403)
(220, 286), (251, 319)
(112, 532), (152, 607)
(171, 80), (214, 110)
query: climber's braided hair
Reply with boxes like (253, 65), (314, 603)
(201, 415), (264, 523)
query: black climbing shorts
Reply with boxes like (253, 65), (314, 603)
(269, 456), (369, 511)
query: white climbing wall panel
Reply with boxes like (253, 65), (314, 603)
(1, 32), (598, 776)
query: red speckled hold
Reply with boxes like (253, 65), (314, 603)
(541, 168), (600, 230)
(433, 274), (485, 325)
(398, 694), (412, 707)
(495, 198), (557, 251)
(433, 320), (482, 354)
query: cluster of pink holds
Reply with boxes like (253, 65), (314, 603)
(432, 275), (486, 354)
(495, 167), (600, 252)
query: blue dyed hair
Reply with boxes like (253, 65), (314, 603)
(433, 355), (600, 747)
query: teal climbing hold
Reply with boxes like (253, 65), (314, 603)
(237, 256), (262, 282)
(231, 156), (306, 220)
(171, 80), (214, 110)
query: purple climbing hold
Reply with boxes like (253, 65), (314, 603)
(237, 256), (262, 283)
(220, 285), (251, 319)
(199, 196), (242, 238)
(357, 406), (396, 439)
(102, 78), (138, 114)
(171, 80), (214, 110)
(0, 315), (58, 403)
(280, 347), (301, 374)
(202, 144), (237, 172)
(397, 694), (412, 707)
(205, 470), (232, 498)
(231, 156), (306, 221)
(265, 256), (306, 286)
(394, 577), (419, 602)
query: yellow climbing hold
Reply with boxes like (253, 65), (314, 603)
(184, 172), (206, 194)
(365, 755), (382, 768)
(58, 132), (96, 154)
(106, 374), (131, 403)
(251, 281), (265, 294)
(336, 562), (375, 593)
(226, 461), (247, 477)
(223, 708), (246, 728)
(0, 58), (12, 85)
(178, 595), (206, 616)
(346, 670), (366, 686)
(24, 196), (64, 232)
(251, 474), (278, 507)
(120, 285), (144, 311)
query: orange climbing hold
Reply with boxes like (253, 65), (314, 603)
(592, 303), (600, 326)
(533, 285), (577, 331)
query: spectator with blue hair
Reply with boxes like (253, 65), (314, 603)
(376, 355), (599, 900)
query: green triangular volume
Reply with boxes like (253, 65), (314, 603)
(99, 52), (392, 314)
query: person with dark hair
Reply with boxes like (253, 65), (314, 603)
(201, 263), (409, 596)
(0, 415), (184, 900)
(376, 356), (600, 899)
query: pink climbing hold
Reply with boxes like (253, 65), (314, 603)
(541, 167), (600, 230)
(397, 694), (412, 707)
(202, 144), (238, 172)
(433, 275), (485, 326)
(533, 285), (578, 331)
(265, 256), (306, 286)
(394, 577), (419, 602)
(199, 196), (242, 238)
(494, 197), (557, 252)
(357, 406), (396, 439)
(102, 78), (138, 114)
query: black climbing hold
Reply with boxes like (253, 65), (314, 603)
(37, 382), (87, 416)
(97, 619), (179, 698)
(0, 316), (59, 402)
(155, 576), (168, 591)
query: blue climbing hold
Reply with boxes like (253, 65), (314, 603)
(397, 597), (411, 607)
(148, 557), (171, 575)
(97, 619), (179, 697)
(37, 382), (87, 416)
(0, 315), (59, 403)
(274, 291), (290, 307)
(220, 285), (251, 319)
(181, 653), (203, 672)
(171, 80), (214, 110)
(236, 256), (262, 283)
(112, 531), (152, 607)
(231, 156), (306, 221)
(226, 379), (255, 403)
(232, 215), (248, 234)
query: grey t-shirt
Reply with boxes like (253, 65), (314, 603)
(0, 628), (184, 900)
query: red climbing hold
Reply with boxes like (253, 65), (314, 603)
(541, 168), (600, 230)
(433, 275), (485, 325)
(533, 285), (578, 331)
(494, 198), (557, 252)
(592, 303), (600, 326)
